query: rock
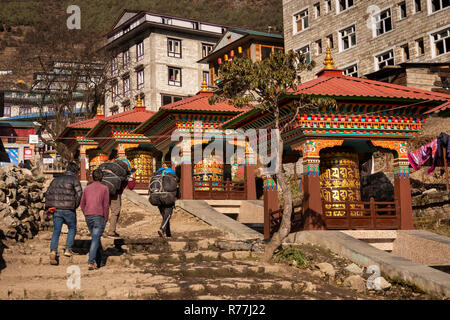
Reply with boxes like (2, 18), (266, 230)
(423, 188), (437, 194)
(315, 262), (336, 278)
(16, 206), (27, 219)
(343, 275), (366, 292)
(304, 281), (317, 293)
(5, 176), (18, 188)
(344, 263), (363, 275)
(370, 277), (391, 291)
(312, 270), (324, 278)
(3, 215), (19, 228)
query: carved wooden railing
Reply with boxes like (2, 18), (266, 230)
(193, 179), (246, 200)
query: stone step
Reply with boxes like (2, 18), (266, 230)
(211, 207), (241, 214)
(205, 200), (242, 207)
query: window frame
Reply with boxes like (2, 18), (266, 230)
(293, 7), (309, 35)
(168, 38), (182, 58)
(343, 62), (359, 77)
(416, 38), (425, 56)
(428, 0), (450, 14)
(111, 82), (119, 103)
(168, 67), (182, 87)
(336, 0), (355, 14)
(111, 56), (119, 75)
(123, 76), (130, 96)
(295, 44), (311, 64)
(398, 1), (407, 20)
(122, 49), (130, 68)
(314, 2), (321, 18)
(136, 41), (144, 61)
(429, 25), (450, 57)
(202, 43), (214, 58)
(137, 69), (145, 90)
(374, 48), (395, 71)
(401, 43), (410, 61)
(414, 0), (422, 12)
(338, 23), (357, 52)
(373, 7), (394, 38)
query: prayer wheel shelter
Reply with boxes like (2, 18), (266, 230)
(222, 50), (450, 236)
(133, 86), (256, 200)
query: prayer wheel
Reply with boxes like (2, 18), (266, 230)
(126, 149), (153, 185)
(88, 150), (108, 173)
(193, 156), (224, 190)
(320, 150), (362, 216)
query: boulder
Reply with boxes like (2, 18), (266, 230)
(344, 263), (364, 275)
(315, 262), (336, 278)
(343, 275), (366, 292)
(5, 176), (17, 188)
(3, 215), (20, 228)
(422, 188), (437, 195)
(369, 276), (391, 291)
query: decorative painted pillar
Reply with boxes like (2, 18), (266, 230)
(394, 158), (414, 230)
(263, 174), (279, 239)
(244, 149), (257, 200)
(180, 143), (193, 200)
(79, 146), (87, 181)
(302, 157), (325, 230)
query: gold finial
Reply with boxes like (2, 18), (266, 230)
(137, 93), (142, 107)
(323, 45), (335, 70)
(201, 74), (208, 91)
(97, 104), (103, 115)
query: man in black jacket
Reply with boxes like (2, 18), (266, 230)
(45, 162), (83, 265)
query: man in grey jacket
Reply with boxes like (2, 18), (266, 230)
(45, 162), (83, 265)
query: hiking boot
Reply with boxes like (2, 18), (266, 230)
(49, 251), (58, 265)
(88, 264), (98, 271)
(157, 229), (165, 238)
(64, 249), (75, 257)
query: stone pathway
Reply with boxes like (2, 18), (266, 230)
(0, 196), (428, 300)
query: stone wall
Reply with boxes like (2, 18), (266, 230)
(0, 165), (49, 242)
(412, 190), (450, 219)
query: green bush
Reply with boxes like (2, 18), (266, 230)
(274, 247), (309, 268)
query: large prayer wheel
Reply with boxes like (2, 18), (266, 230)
(88, 150), (108, 173)
(126, 149), (153, 185)
(320, 150), (362, 216)
(193, 156), (224, 190)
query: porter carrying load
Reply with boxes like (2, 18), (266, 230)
(98, 159), (132, 196)
(148, 167), (178, 206)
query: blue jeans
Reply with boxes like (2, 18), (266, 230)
(85, 215), (106, 266)
(50, 209), (77, 253)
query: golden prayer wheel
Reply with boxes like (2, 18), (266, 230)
(126, 149), (154, 184)
(88, 150), (108, 172)
(320, 150), (363, 217)
(193, 156), (224, 191)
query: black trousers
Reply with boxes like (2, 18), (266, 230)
(158, 205), (173, 236)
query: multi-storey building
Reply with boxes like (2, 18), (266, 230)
(105, 10), (228, 115)
(283, 0), (450, 82)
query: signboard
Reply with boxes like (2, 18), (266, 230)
(29, 135), (39, 144)
(24, 148), (33, 160)
(43, 158), (54, 164)
(5, 148), (19, 165)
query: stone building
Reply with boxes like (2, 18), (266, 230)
(104, 10), (228, 115)
(282, 0), (450, 82)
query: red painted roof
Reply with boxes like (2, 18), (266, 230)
(103, 107), (155, 123)
(161, 91), (242, 113)
(290, 69), (450, 102)
(67, 118), (101, 129)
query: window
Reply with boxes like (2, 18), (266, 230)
(401, 44), (410, 61)
(415, 0), (422, 12)
(375, 49), (395, 70)
(294, 9), (309, 33)
(399, 2), (407, 19)
(296, 45), (311, 64)
(168, 38), (181, 58)
(261, 46), (273, 60)
(161, 94), (184, 106)
(168, 67), (181, 86)
(3, 106), (11, 117)
(123, 49), (130, 68)
(110, 106), (119, 115)
(416, 38), (425, 55)
(314, 3), (321, 18)
(337, 0), (355, 13)
(136, 41), (144, 61)
(203, 71), (210, 86)
(192, 22), (199, 30)
(123, 76), (130, 96)
(326, 34), (335, 48)
(162, 17), (172, 24)
(374, 8), (393, 36)
(202, 43), (213, 58)
(315, 39), (323, 55)
(137, 69), (144, 90)
(339, 25), (357, 51)
(326, 0), (332, 13)
(431, 27), (450, 56)
(430, 0), (450, 13)
(112, 83), (118, 102)
(111, 56), (118, 75)
(343, 64), (358, 77)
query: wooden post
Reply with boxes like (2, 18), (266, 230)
(370, 197), (376, 229)
(244, 164), (257, 200)
(444, 146), (449, 192)
(263, 174), (279, 240)
(302, 158), (325, 230)
(394, 159), (414, 230)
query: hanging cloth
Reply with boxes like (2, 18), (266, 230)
(407, 139), (439, 174)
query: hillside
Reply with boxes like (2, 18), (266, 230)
(0, 0), (283, 89)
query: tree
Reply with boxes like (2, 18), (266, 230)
(210, 50), (336, 262)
